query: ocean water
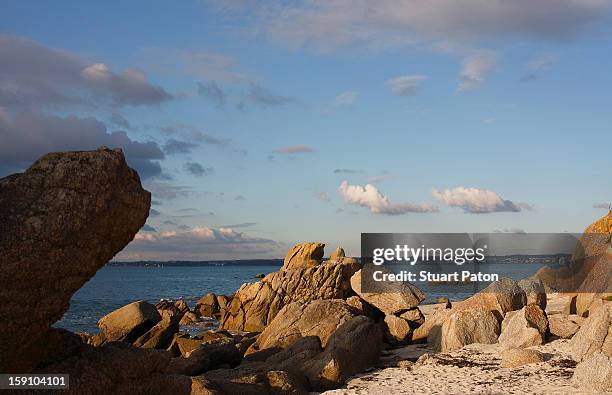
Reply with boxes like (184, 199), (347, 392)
(55, 264), (281, 333)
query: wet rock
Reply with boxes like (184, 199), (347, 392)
(98, 301), (162, 343)
(500, 348), (545, 368)
(196, 293), (220, 318)
(350, 269), (425, 315)
(439, 307), (500, 352)
(0, 148), (150, 372)
(499, 305), (548, 349)
(282, 242), (325, 270)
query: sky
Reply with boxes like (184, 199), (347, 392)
(1, 0), (611, 260)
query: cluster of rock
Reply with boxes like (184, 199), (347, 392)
(1, 148), (611, 394)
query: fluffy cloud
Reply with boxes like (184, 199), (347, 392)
(338, 181), (438, 214)
(0, 34), (171, 109)
(432, 186), (531, 213)
(457, 51), (497, 91)
(386, 75), (427, 96)
(220, 1), (612, 51)
(116, 226), (282, 260)
(0, 111), (164, 178)
(274, 145), (315, 154)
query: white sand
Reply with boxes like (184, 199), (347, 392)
(323, 339), (603, 395)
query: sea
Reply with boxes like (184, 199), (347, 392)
(55, 259), (553, 334)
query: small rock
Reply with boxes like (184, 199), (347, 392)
(196, 293), (220, 318)
(548, 314), (582, 339)
(179, 311), (200, 325)
(518, 279), (547, 310)
(396, 359), (414, 369)
(329, 247), (346, 262)
(254, 273), (265, 279)
(400, 308), (425, 326)
(500, 348), (545, 368)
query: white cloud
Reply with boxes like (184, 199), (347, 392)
(457, 51), (497, 91)
(332, 91), (358, 107)
(338, 181), (438, 215)
(386, 75), (427, 96)
(118, 225), (282, 260)
(432, 186), (531, 213)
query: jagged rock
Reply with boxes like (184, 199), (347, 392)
(570, 303), (612, 361)
(548, 314), (582, 339)
(518, 279), (547, 310)
(156, 300), (187, 321)
(217, 295), (231, 310)
(133, 311), (179, 349)
(383, 315), (412, 344)
(400, 308), (425, 327)
(168, 338), (242, 376)
(179, 311), (200, 325)
(499, 305), (548, 349)
(195, 330), (234, 343)
(247, 300), (359, 354)
(500, 348), (545, 368)
(571, 352), (612, 392)
(98, 301), (161, 343)
(439, 307), (500, 352)
(196, 293), (220, 318)
(254, 273), (265, 279)
(220, 258), (359, 332)
(0, 148), (150, 372)
(454, 277), (526, 321)
(282, 242), (325, 270)
(329, 247), (345, 261)
(349, 269), (425, 315)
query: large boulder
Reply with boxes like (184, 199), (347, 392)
(570, 303), (612, 361)
(413, 305), (453, 344)
(220, 256), (360, 332)
(0, 148), (150, 372)
(383, 315), (412, 344)
(498, 305), (548, 349)
(98, 301), (162, 343)
(349, 269), (425, 315)
(196, 293), (220, 318)
(282, 242), (325, 270)
(438, 307), (500, 352)
(247, 299), (359, 354)
(571, 352), (612, 392)
(132, 311), (179, 349)
(453, 277), (526, 321)
(168, 338), (242, 376)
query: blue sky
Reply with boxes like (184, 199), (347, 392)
(1, 0), (611, 260)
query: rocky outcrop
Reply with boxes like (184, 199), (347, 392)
(498, 305), (548, 349)
(0, 148), (150, 372)
(98, 301), (162, 343)
(282, 242), (325, 270)
(570, 303), (611, 361)
(438, 307), (500, 352)
(220, 248), (360, 332)
(328, 246), (345, 262)
(132, 311), (179, 349)
(500, 348), (545, 368)
(350, 269), (425, 315)
(571, 352), (612, 392)
(196, 293), (220, 318)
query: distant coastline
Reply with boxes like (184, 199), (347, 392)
(107, 259), (284, 267)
